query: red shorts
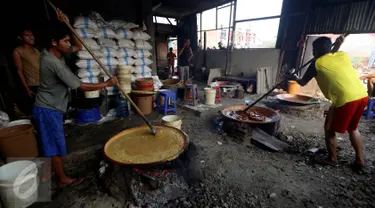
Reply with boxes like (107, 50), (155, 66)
(325, 97), (368, 133)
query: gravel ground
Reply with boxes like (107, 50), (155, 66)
(40, 94), (375, 208)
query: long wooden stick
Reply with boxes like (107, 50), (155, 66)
(243, 33), (350, 112)
(46, 0), (156, 135)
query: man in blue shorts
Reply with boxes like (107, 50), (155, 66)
(33, 9), (118, 187)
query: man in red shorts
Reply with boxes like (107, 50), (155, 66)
(295, 36), (368, 169)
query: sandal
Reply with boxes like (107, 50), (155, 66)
(58, 178), (85, 188)
(314, 156), (339, 167)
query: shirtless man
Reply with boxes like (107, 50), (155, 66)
(13, 29), (40, 115)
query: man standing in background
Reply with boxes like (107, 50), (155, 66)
(12, 29), (40, 115)
(167, 47), (176, 77)
(178, 39), (193, 83)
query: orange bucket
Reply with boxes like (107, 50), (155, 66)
(287, 81), (300, 95)
(0, 124), (39, 159)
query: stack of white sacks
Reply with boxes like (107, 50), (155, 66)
(132, 30), (153, 82)
(74, 16), (103, 98)
(73, 13), (154, 97)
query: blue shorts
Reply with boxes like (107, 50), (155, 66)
(33, 106), (66, 157)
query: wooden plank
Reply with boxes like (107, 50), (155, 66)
(251, 128), (290, 152)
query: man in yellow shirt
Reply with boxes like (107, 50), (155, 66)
(296, 36), (368, 169)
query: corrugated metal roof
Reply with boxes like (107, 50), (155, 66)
(307, 0), (375, 33)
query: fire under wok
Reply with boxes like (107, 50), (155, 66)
(221, 105), (281, 124)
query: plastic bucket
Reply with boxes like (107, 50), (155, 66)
(162, 115), (182, 130)
(84, 90), (100, 98)
(133, 94), (153, 115)
(0, 160), (39, 208)
(287, 81), (300, 95)
(0, 125), (39, 159)
(7, 119), (31, 128)
(204, 88), (216, 105)
(136, 78), (154, 91)
(75, 108), (101, 124)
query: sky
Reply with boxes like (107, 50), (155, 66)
(199, 0), (284, 47)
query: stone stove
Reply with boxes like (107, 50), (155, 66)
(99, 143), (202, 208)
(264, 99), (325, 119)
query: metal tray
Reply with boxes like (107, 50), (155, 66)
(276, 94), (320, 105)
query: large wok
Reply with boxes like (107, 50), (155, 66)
(221, 105), (281, 124)
(103, 125), (189, 168)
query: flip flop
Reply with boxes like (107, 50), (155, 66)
(314, 156), (339, 167)
(58, 178), (85, 188)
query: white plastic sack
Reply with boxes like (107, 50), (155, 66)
(100, 57), (119, 67)
(89, 11), (108, 28)
(133, 65), (152, 74)
(132, 30), (151, 40)
(117, 39), (135, 48)
(0, 111), (9, 122)
(76, 59), (99, 69)
(115, 28), (134, 39)
(117, 48), (136, 57)
(100, 47), (119, 58)
(77, 68), (101, 79)
(134, 58), (153, 66)
(81, 39), (101, 50)
(75, 28), (97, 39)
(77, 50), (103, 59)
(152, 76), (163, 90)
(135, 40), (152, 50)
(108, 20), (139, 30)
(96, 27), (117, 39)
(117, 57), (135, 65)
(96, 38), (117, 47)
(99, 65), (117, 76)
(81, 77), (99, 83)
(74, 16), (99, 29)
(133, 50), (152, 58)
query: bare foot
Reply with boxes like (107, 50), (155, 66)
(314, 155), (339, 167)
(58, 177), (84, 188)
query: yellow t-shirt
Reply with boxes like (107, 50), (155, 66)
(315, 52), (367, 107)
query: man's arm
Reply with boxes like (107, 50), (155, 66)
(360, 73), (375, 80)
(52, 62), (117, 91)
(56, 8), (82, 52)
(296, 60), (317, 86)
(331, 36), (344, 53)
(12, 50), (33, 97)
(188, 48), (193, 63)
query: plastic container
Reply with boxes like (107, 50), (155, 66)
(133, 94), (153, 115)
(116, 96), (129, 118)
(162, 115), (182, 130)
(287, 81), (300, 95)
(75, 108), (101, 124)
(7, 119), (31, 128)
(136, 78), (154, 91)
(0, 160), (39, 208)
(84, 90), (100, 98)
(204, 88), (216, 105)
(0, 125), (38, 159)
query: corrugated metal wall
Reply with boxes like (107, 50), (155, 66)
(307, 0), (375, 33)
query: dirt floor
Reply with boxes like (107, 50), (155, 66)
(36, 92), (375, 208)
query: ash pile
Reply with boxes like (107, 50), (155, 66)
(99, 143), (202, 208)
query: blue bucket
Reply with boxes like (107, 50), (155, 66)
(75, 108), (101, 124)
